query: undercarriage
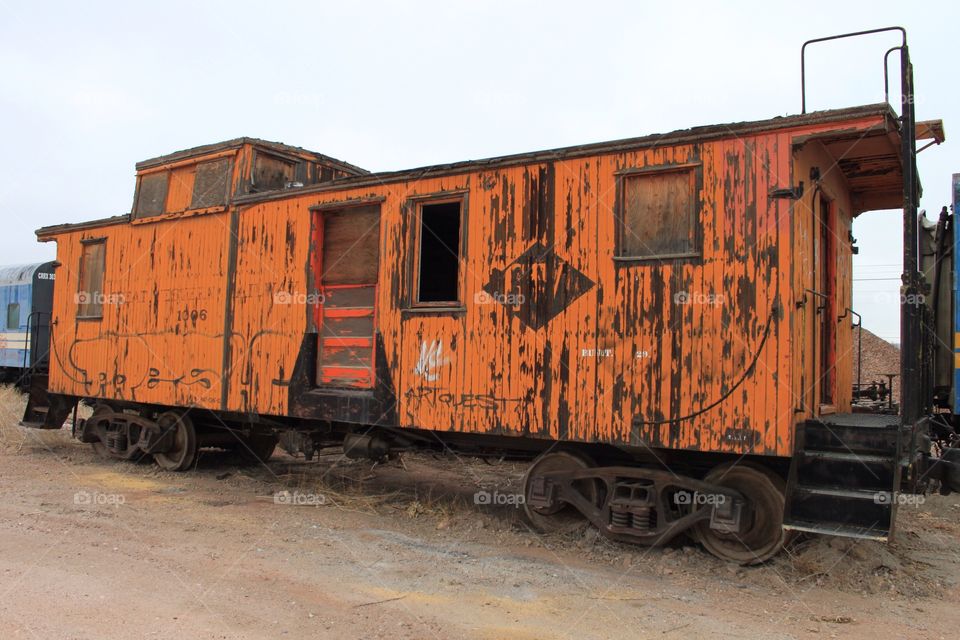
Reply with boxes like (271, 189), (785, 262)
(73, 403), (278, 472)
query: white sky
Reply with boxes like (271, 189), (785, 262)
(1, 1), (956, 343)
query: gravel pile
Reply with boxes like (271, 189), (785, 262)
(851, 327), (901, 403)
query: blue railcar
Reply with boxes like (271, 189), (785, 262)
(0, 262), (55, 383)
(954, 174), (960, 415)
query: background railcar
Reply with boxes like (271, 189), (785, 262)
(17, 29), (960, 564)
(0, 262), (54, 384)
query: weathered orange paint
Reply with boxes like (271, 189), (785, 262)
(38, 106), (905, 458)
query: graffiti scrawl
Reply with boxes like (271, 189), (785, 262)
(414, 339), (450, 382)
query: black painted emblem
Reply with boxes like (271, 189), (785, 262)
(480, 242), (595, 330)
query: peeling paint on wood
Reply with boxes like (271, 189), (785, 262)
(38, 107), (902, 458)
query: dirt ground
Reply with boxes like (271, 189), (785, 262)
(1, 387), (959, 640)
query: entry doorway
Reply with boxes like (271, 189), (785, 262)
(816, 193), (836, 410)
(314, 204), (380, 389)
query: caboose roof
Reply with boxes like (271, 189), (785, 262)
(134, 136), (369, 177)
(37, 103), (917, 238)
(233, 103), (905, 202)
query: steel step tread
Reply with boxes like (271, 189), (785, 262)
(806, 413), (900, 429)
(798, 450), (895, 464)
(782, 519), (890, 541)
(793, 485), (891, 501)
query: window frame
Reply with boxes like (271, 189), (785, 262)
(131, 150), (238, 223)
(405, 190), (469, 312)
(613, 162), (703, 264)
(190, 157), (233, 209)
(132, 171), (170, 220)
(250, 149), (300, 193)
(6, 302), (20, 330)
(76, 238), (107, 320)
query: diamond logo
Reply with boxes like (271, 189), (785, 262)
(481, 242), (595, 331)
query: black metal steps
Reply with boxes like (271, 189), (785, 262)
(19, 372), (52, 428)
(784, 414), (902, 540)
(18, 373), (73, 430)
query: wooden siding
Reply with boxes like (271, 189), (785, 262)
(43, 112), (889, 458)
(48, 214), (229, 408)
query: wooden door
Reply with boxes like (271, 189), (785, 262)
(316, 205), (380, 389)
(817, 194), (836, 409)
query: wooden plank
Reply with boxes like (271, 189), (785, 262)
(321, 206), (380, 286)
(321, 315), (374, 337)
(322, 337), (373, 348)
(323, 285), (377, 308)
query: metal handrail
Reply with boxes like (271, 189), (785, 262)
(19, 310), (50, 388)
(801, 26), (906, 113)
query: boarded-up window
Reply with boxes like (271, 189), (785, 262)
(6, 303), (19, 330)
(134, 172), (169, 219)
(253, 153), (296, 192)
(77, 240), (106, 318)
(321, 206), (381, 285)
(618, 167), (698, 259)
(191, 158), (231, 208)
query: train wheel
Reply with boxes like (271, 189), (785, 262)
(694, 463), (788, 565)
(238, 434), (278, 465)
(153, 411), (198, 472)
(522, 451), (601, 533)
(88, 405), (115, 460)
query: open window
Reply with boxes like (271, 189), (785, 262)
(252, 152), (296, 192)
(412, 198), (464, 306)
(616, 164), (700, 261)
(6, 303), (19, 330)
(77, 239), (106, 319)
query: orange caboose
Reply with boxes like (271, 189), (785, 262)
(22, 103), (925, 562)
